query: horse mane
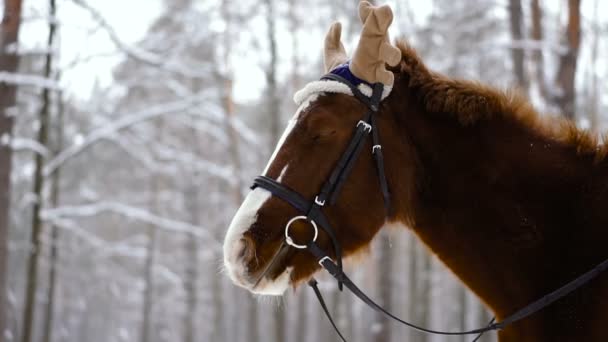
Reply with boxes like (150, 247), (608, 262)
(393, 40), (607, 163)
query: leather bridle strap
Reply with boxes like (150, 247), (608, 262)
(319, 74), (391, 214)
(370, 113), (392, 214)
(308, 279), (348, 342)
(306, 238), (608, 339)
(306, 241), (499, 336)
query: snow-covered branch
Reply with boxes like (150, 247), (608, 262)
(153, 142), (237, 185)
(43, 96), (206, 176)
(6, 137), (51, 157)
(40, 201), (221, 250)
(0, 71), (60, 90)
(70, 0), (213, 79)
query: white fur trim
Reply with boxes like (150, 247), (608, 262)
(294, 80), (392, 106)
(294, 80), (352, 105)
(357, 83), (392, 99)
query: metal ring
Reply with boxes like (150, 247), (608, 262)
(285, 215), (318, 249)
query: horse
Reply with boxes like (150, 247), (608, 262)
(223, 2), (608, 341)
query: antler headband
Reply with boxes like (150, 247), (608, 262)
(294, 1), (401, 106)
(323, 1), (401, 87)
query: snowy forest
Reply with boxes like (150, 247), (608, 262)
(0, 0), (604, 341)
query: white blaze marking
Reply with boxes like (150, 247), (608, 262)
(277, 164), (289, 182)
(223, 93), (321, 295)
(262, 119), (296, 176)
(223, 188), (270, 281)
(262, 93), (319, 175)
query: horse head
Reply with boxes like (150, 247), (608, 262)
(223, 1), (406, 295)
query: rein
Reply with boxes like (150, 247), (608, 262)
(251, 75), (608, 341)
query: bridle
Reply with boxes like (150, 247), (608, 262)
(252, 73), (390, 289)
(250, 74), (608, 341)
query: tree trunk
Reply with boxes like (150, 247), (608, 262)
(140, 216), (157, 342)
(458, 286), (467, 342)
(211, 274), (224, 341)
(288, 0), (301, 92)
(418, 247), (432, 342)
(321, 292), (337, 342)
(508, 0), (528, 93)
(217, 1), (251, 340)
(295, 290), (307, 342)
(41, 3), (61, 341)
(407, 234), (418, 342)
(22, 1), (56, 340)
(530, 0), (548, 100)
(589, 0), (599, 130)
(140, 121), (163, 342)
(265, 0), (281, 146)
(407, 235), (433, 342)
(554, 0), (581, 120)
(264, 1), (284, 340)
(183, 120), (202, 342)
(183, 235), (198, 342)
(42, 92), (62, 342)
(374, 234), (392, 342)
(183, 206), (198, 342)
(476, 303), (494, 342)
(0, 1), (23, 339)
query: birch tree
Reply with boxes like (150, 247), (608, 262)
(554, 0), (581, 120)
(0, 1), (23, 337)
(508, 0), (528, 92)
(21, 1), (57, 341)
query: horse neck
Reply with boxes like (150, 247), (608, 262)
(378, 91), (543, 318)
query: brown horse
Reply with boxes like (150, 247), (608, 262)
(223, 9), (608, 342)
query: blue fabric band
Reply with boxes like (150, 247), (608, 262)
(329, 62), (371, 87)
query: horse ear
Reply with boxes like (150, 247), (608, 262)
(323, 22), (348, 73)
(350, 1), (401, 86)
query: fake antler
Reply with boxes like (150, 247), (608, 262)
(350, 1), (401, 86)
(323, 22), (349, 73)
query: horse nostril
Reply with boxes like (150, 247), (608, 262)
(237, 236), (256, 263)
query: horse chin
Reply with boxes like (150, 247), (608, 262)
(250, 266), (293, 296)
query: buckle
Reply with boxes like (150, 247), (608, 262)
(372, 145), (381, 153)
(285, 216), (318, 249)
(314, 195), (325, 206)
(356, 120), (372, 133)
(318, 256), (332, 266)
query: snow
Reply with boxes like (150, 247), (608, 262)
(9, 137), (50, 157)
(0, 71), (60, 90)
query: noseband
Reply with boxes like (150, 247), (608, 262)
(250, 74), (608, 341)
